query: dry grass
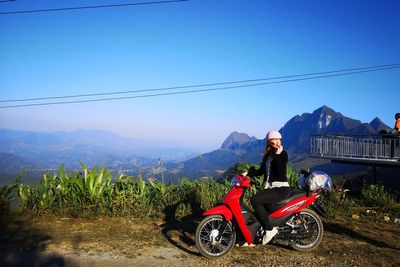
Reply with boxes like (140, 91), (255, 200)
(1, 213), (399, 266)
(0, 214), (167, 258)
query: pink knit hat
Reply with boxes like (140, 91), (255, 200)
(266, 130), (282, 140)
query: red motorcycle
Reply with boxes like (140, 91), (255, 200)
(195, 174), (326, 258)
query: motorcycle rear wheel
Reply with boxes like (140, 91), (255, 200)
(289, 208), (323, 252)
(195, 215), (236, 258)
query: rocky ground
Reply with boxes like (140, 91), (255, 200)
(0, 212), (399, 267)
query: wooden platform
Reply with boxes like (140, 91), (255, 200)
(309, 154), (400, 167)
(310, 135), (400, 183)
(310, 134), (400, 165)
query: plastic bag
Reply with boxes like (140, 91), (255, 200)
(299, 171), (332, 191)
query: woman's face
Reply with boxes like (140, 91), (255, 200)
(269, 138), (282, 149)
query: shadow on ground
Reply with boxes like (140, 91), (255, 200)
(325, 221), (400, 251)
(160, 200), (204, 257)
(0, 214), (74, 267)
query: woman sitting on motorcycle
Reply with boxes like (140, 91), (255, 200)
(248, 130), (291, 245)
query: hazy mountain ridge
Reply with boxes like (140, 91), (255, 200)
(0, 128), (203, 176)
(0, 106), (392, 183)
(220, 131), (258, 150)
(174, 105), (391, 180)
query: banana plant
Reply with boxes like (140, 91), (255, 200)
(135, 174), (149, 204)
(55, 164), (84, 212)
(80, 163), (112, 203)
(147, 178), (166, 196)
(18, 184), (31, 212)
(32, 173), (57, 213)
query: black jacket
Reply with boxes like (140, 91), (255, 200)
(249, 150), (288, 183)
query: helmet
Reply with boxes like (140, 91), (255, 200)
(266, 130), (282, 140)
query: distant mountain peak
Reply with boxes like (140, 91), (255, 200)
(370, 117), (383, 124)
(313, 105), (337, 116)
(370, 117), (391, 133)
(221, 131), (257, 149)
(319, 104), (331, 111)
(179, 106), (393, 180)
(311, 105), (338, 129)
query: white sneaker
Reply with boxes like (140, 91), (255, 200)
(236, 242), (255, 247)
(262, 227), (278, 245)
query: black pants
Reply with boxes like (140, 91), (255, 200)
(250, 187), (291, 231)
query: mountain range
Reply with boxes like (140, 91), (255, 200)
(0, 105), (393, 184)
(0, 128), (204, 181)
(168, 105), (392, 180)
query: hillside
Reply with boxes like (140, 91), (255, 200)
(171, 105), (391, 180)
(0, 106), (394, 184)
(0, 129), (203, 178)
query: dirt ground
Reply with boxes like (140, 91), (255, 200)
(0, 212), (399, 267)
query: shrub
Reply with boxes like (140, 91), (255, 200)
(111, 175), (151, 216)
(8, 163), (400, 219)
(361, 184), (400, 217)
(0, 182), (17, 214)
(319, 185), (356, 216)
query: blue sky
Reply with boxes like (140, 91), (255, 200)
(0, 0), (399, 150)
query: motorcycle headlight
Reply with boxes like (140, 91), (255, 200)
(230, 177), (241, 187)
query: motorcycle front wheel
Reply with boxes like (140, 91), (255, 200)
(289, 208), (324, 252)
(195, 215), (236, 258)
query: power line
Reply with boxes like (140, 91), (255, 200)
(1, 63), (399, 103)
(0, 0), (188, 15)
(1, 65), (399, 109)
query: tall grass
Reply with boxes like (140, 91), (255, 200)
(1, 163), (399, 219)
(319, 186), (355, 216)
(9, 164), (232, 218)
(361, 184), (400, 216)
(0, 182), (17, 214)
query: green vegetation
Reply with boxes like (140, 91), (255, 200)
(319, 184), (400, 218)
(2, 164), (230, 218)
(361, 184), (400, 215)
(0, 181), (17, 214)
(1, 163), (399, 220)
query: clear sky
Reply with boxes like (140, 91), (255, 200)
(0, 0), (399, 150)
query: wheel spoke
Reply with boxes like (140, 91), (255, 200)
(291, 210), (322, 249)
(196, 216), (235, 257)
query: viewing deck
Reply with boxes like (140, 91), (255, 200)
(310, 134), (400, 167)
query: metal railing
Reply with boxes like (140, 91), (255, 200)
(310, 134), (400, 161)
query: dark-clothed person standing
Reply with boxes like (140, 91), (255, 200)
(249, 130), (290, 245)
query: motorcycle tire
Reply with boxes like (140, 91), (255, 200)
(289, 208), (324, 252)
(195, 215), (236, 258)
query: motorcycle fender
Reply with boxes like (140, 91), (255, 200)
(310, 202), (329, 218)
(203, 205), (233, 221)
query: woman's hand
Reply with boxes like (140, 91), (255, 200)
(274, 144), (283, 154)
(271, 142), (283, 155)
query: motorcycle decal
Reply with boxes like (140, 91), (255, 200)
(280, 200), (307, 213)
(270, 195), (317, 218)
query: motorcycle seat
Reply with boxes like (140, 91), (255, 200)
(275, 190), (306, 205)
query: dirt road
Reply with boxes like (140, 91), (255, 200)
(1, 214), (399, 267)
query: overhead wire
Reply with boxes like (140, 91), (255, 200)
(0, 64), (399, 109)
(1, 63), (399, 104)
(0, 0), (188, 15)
